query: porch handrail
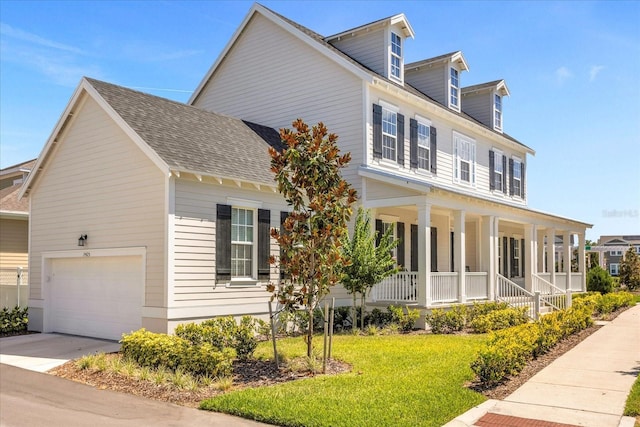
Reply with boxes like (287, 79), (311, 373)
(532, 273), (565, 296)
(370, 271), (417, 303)
(496, 273), (535, 318)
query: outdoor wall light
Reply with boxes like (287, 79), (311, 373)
(78, 234), (88, 247)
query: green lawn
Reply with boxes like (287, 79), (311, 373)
(624, 373), (640, 423)
(200, 334), (487, 427)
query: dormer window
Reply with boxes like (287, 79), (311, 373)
(450, 67), (460, 109)
(494, 94), (503, 131)
(390, 32), (402, 81)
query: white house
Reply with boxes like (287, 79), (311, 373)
(21, 4), (590, 340)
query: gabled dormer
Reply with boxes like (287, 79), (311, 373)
(325, 14), (414, 84)
(461, 80), (510, 133)
(405, 51), (469, 112)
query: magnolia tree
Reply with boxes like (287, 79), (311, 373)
(341, 207), (399, 330)
(267, 119), (357, 357)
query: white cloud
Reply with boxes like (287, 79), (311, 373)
(589, 65), (605, 82)
(555, 66), (573, 84)
(0, 22), (84, 55)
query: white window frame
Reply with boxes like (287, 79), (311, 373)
(449, 67), (460, 110)
(416, 117), (430, 171)
(453, 132), (476, 186)
(494, 94), (503, 131)
(610, 263), (620, 276)
(230, 206), (257, 280)
(513, 238), (520, 277)
(381, 103), (398, 162)
(390, 31), (402, 82)
(512, 157), (522, 197)
(610, 250), (623, 256)
(493, 149), (504, 192)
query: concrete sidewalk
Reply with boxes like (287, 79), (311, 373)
(446, 304), (640, 427)
(0, 333), (120, 372)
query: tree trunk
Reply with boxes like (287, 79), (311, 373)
(360, 294), (366, 330)
(351, 293), (357, 330)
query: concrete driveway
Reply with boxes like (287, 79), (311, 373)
(0, 333), (121, 372)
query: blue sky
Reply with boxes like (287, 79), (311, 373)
(1, 1), (638, 240)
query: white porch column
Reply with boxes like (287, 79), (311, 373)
(537, 229), (545, 273)
(578, 232), (586, 292)
(481, 216), (496, 300)
(563, 231), (572, 291)
(417, 201), (431, 307)
(524, 224), (536, 292)
(454, 210), (466, 303)
(546, 228), (556, 285)
(494, 217), (501, 278)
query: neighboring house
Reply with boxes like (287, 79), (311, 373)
(0, 159), (35, 307)
(21, 4), (591, 340)
(597, 235), (640, 276)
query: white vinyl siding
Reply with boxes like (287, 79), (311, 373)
(173, 178), (284, 309)
(328, 27), (386, 77)
(28, 95), (166, 307)
(405, 64), (447, 106)
(0, 218), (28, 269)
(193, 13), (364, 194)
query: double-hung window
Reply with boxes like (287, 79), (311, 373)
(610, 263), (620, 276)
(494, 94), (502, 131)
(231, 207), (255, 278)
(512, 159), (522, 197)
(494, 151), (504, 192)
(450, 68), (460, 109)
(512, 239), (520, 277)
(417, 122), (430, 170)
(453, 133), (475, 185)
(390, 32), (402, 81)
(382, 107), (397, 161)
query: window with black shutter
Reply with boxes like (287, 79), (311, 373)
(373, 104), (382, 160)
(396, 222), (405, 268)
(409, 119), (418, 169)
(257, 209), (271, 280)
(216, 204), (232, 281)
(397, 114), (405, 166)
(430, 126), (437, 174)
(410, 224), (418, 272)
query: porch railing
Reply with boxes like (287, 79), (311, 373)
(554, 273), (567, 290)
(570, 273), (583, 291)
(370, 271), (417, 303)
(532, 274), (568, 311)
(496, 273), (536, 318)
(431, 272), (458, 303)
(465, 272), (489, 300)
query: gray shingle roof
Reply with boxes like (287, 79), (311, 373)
(86, 78), (283, 185)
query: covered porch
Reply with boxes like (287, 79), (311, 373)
(365, 191), (589, 309)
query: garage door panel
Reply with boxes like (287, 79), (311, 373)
(50, 256), (143, 340)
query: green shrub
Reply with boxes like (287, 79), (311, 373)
(121, 328), (234, 377)
(469, 306), (529, 333)
(176, 316), (259, 361)
(425, 306), (465, 334)
(587, 266), (614, 294)
(368, 307), (393, 327)
(388, 305), (420, 332)
(0, 306), (28, 335)
(466, 301), (508, 324)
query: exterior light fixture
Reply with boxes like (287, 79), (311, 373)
(78, 234), (88, 247)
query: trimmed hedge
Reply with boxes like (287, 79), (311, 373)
(469, 306), (529, 333)
(121, 329), (234, 377)
(470, 291), (635, 386)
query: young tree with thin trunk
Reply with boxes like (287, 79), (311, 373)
(340, 207), (399, 330)
(620, 247), (640, 290)
(267, 119), (357, 357)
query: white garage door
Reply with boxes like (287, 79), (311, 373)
(50, 256), (143, 340)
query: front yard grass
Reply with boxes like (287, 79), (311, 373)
(624, 373), (640, 426)
(200, 333), (487, 427)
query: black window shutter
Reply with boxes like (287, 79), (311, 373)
(509, 158), (515, 196)
(503, 236), (509, 276)
(521, 162), (526, 199)
(258, 209), (271, 280)
(397, 113), (405, 166)
(489, 150), (495, 191)
(409, 118), (418, 169)
(510, 237), (516, 277)
(410, 224), (418, 271)
(396, 222), (405, 268)
(373, 104), (382, 159)
(430, 126), (437, 174)
(375, 219), (383, 247)
(451, 231), (455, 272)
(502, 155), (508, 194)
(216, 204), (232, 281)
(431, 227), (438, 272)
(279, 211), (290, 280)
(521, 238), (526, 276)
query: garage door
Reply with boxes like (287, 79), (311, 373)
(50, 256), (143, 340)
